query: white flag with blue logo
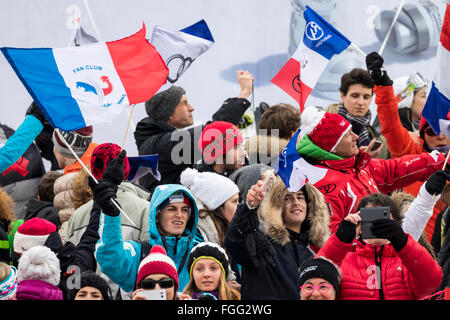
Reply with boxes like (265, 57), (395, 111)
(275, 129), (328, 192)
(150, 19), (214, 84)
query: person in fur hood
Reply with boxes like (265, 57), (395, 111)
(225, 176), (330, 300)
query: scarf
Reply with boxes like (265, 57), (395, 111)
(337, 104), (371, 147)
(0, 266), (17, 300)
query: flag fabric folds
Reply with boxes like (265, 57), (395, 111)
(275, 129), (328, 192)
(271, 5), (351, 112)
(126, 154), (161, 183)
(422, 2), (450, 138)
(1, 24), (168, 131)
(150, 19), (214, 84)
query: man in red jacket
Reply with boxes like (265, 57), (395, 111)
(296, 106), (446, 233)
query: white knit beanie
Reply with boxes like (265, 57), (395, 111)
(180, 168), (239, 210)
(17, 246), (61, 287)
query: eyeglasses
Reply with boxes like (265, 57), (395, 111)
(300, 283), (333, 295)
(424, 127), (437, 137)
(140, 278), (174, 290)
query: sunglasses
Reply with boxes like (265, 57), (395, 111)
(140, 278), (174, 290)
(424, 127), (437, 137)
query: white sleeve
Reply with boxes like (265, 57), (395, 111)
(401, 183), (440, 241)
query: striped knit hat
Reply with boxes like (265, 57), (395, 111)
(135, 245), (179, 290)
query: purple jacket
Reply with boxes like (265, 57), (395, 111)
(16, 279), (63, 300)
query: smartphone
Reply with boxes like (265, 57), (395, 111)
(136, 289), (167, 300)
(360, 206), (390, 239)
(370, 141), (382, 152)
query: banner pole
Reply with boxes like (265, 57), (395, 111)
(121, 105), (135, 150)
(379, 0), (406, 55)
(55, 129), (137, 227)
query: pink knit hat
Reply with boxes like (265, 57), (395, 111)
(300, 106), (351, 152)
(135, 245), (179, 290)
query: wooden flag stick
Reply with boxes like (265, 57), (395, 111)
(121, 104), (135, 150)
(55, 129), (137, 227)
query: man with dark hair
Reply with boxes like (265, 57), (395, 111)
(37, 171), (62, 203)
(336, 68), (390, 159)
(134, 70), (254, 192)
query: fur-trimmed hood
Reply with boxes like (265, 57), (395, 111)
(245, 135), (290, 166)
(259, 177), (330, 247)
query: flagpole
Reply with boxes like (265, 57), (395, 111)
(350, 43), (367, 58)
(81, 0), (137, 142)
(121, 104), (135, 149)
(55, 129), (137, 227)
(379, 0), (406, 55)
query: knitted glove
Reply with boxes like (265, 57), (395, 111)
(365, 51), (393, 86)
(425, 170), (450, 196)
(25, 102), (47, 124)
(336, 219), (357, 244)
(371, 218), (408, 251)
(102, 149), (126, 185)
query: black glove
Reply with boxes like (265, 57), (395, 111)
(88, 176), (120, 216)
(371, 219), (408, 251)
(102, 149), (126, 185)
(365, 51), (393, 86)
(336, 219), (357, 244)
(244, 230), (276, 268)
(235, 206), (275, 267)
(25, 102), (47, 125)
(425, 170), (450, 196)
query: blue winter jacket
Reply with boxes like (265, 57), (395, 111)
(0, 115), (43, 173)
(95, 184), (201, 293)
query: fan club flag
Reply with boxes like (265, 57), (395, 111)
(150, 19), (214, 84)
(422, 2), (450, 138)
(1, 24), (169, 131)
(271, 6), (351, 112)
(275, 129), (327, 192)
(126, 154), (161, 183)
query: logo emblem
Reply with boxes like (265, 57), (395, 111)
(305, 21), (324, 41)
(74, 75), (113, 106)
(165, 54), (194, 83)
(292, 75), (302, 93)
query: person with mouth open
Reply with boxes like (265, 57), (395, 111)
(295, 106), (448, 234)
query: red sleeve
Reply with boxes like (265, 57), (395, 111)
(367, 152), (445, 194)
(374, 85), (424, 158)
(315, 233), (354, 267)
(325, 191), (354, 234)
(396, 235), (443, 299)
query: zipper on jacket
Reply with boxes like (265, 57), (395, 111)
(375, 246), (385, 300)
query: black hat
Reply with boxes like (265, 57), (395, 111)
(298, 258), (341, 297)
(145, 86), (186, 121)
(69, 271), (112, 300)
(187, 242), (229, 279)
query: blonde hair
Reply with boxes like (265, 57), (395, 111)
(0, 262), (10, 282)
(0, 187), (16, 232)
(182, 260), (240, 300)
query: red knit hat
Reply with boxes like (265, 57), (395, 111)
(198, 121), (243, 163)
(13, 218), (57, 254)
(300, 107), (351, 152)
(90, 143), (130, 181)
(136, 245), (179, 290)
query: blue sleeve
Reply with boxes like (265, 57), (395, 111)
(0, 115), (43, 173)
(95, 212), (142, 293)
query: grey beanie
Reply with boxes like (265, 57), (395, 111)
(145, 86), (186, 121)
(229, 164), (271, 203)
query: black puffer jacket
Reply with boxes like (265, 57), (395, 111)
(134, 97), (250, 192)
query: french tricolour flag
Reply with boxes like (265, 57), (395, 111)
(150, 19), (214, 85)
(275, 129), (328, 192)
(271, 6), (351, 112)
(1, 24), (169, 131)
(422, 1), (450, 138)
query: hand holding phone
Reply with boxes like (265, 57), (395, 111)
(370, 141), (383, 152)
(135, 289), (167, 300)
(360, 206), (390, 239)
